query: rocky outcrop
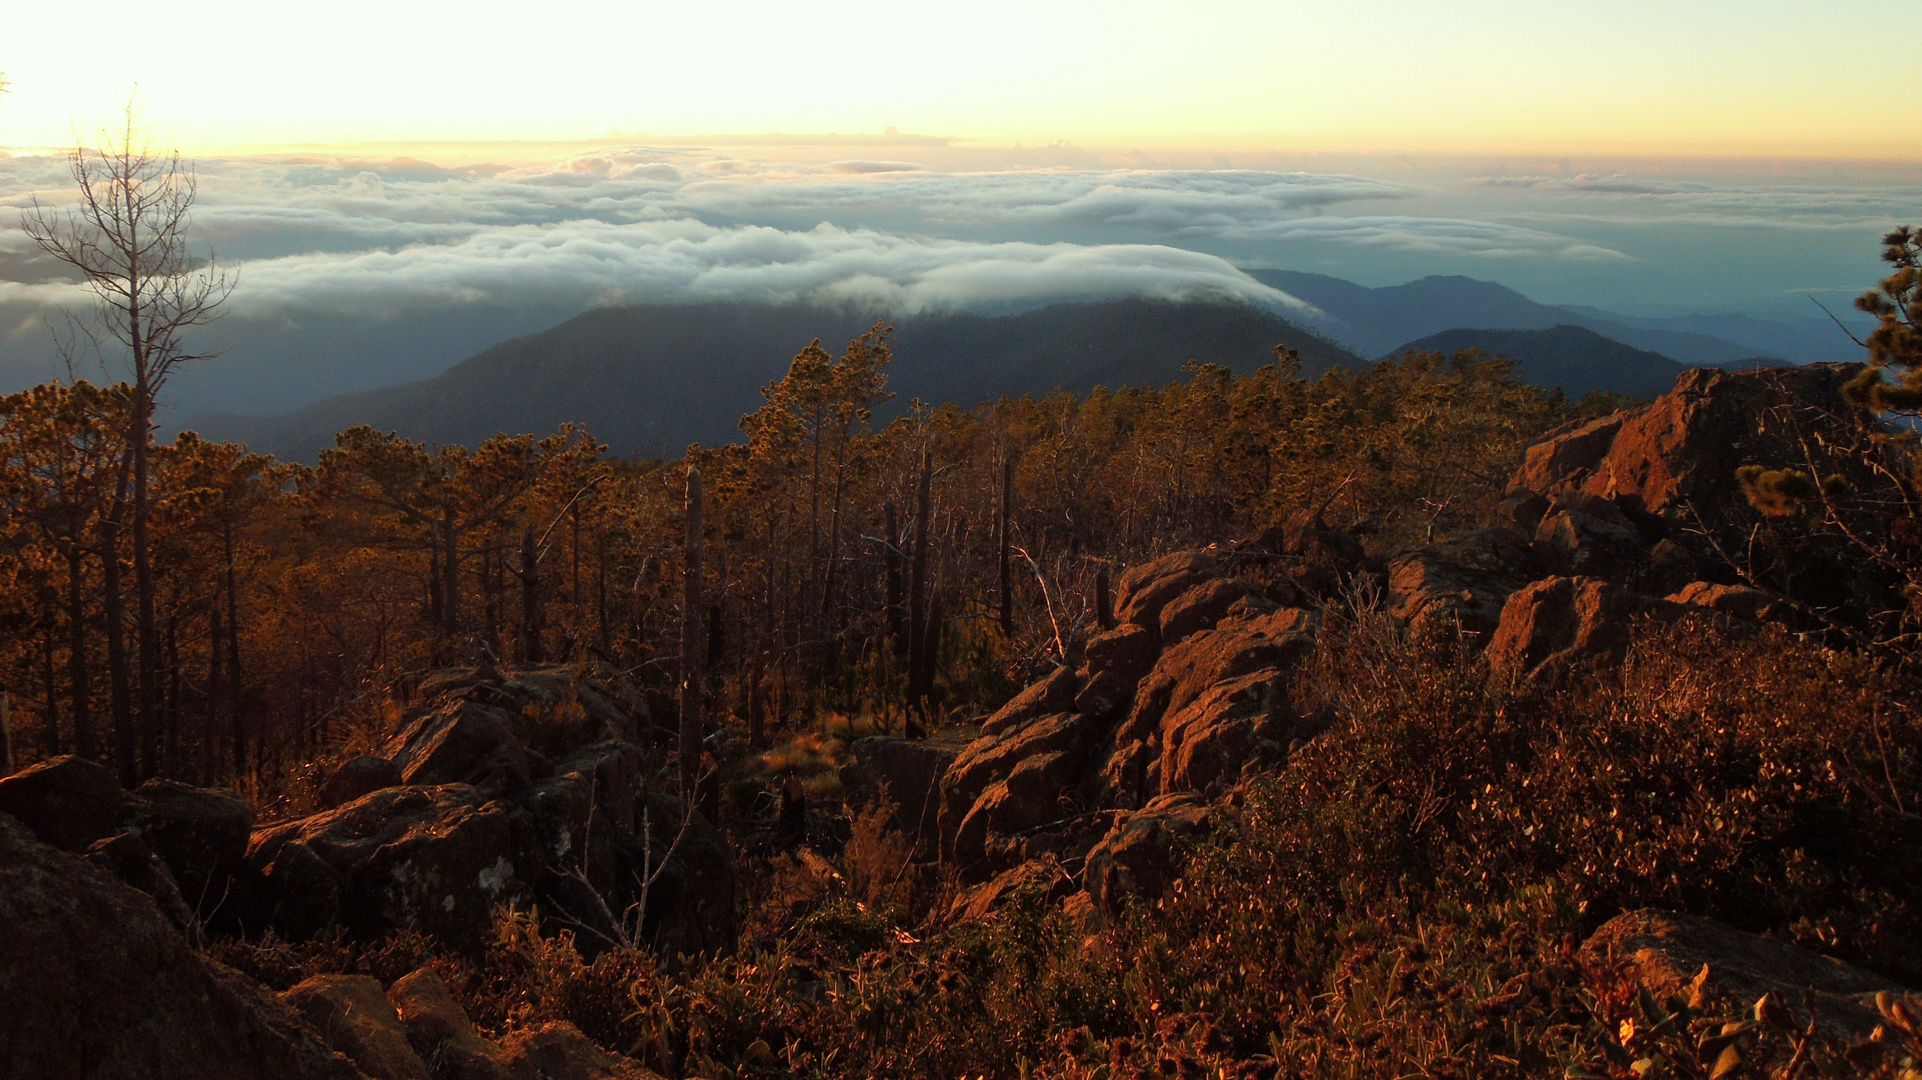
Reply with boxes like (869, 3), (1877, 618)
(386, 698), (550, 795)
(941, 709), (1103, 868)
(0, 812), (366, 1080)
(1582, 909), (1907, 1038)
(237, 669), (732, 959)
(1115, 551), (1223, 635)
(939, 551), (1315, 878)
(1533, 490), (1652, 584)
(1668, 580), (1784, 623)
(85, 830), (201, 940)
(283, 975), (431, 1080)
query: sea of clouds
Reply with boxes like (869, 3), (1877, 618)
(0, 144), (1915, 416)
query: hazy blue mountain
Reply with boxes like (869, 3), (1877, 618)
(1384, 325), (1706, 400)
(1250, 270), (1788, 367)
(1555, 304), (1864, 364)
(188, 297), (1363, 461)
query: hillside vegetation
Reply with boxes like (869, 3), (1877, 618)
(5, 232), (1922, 1079)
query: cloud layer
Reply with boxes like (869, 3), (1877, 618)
(0, 147), (1656, 322)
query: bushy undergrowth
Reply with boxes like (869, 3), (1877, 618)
(220, 616), (1922, 1079)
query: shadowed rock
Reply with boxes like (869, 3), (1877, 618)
(321, 757), (404, 810)
(1582, 908), (1908, 1038)
(0, 754), (128, 851)
(388, 967), (512, 1080)
(499, 1020), (661, 1079)
(282, 974), (430, 1080)
(0, 812), (365, 1080)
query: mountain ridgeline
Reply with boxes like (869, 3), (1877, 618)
(1384, 324), (1698, 400)
(1250, 269), (1789, 366)
(191, 297), (1363, 460)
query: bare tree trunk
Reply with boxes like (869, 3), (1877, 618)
(163, 609), (180, 778)
(224, 525), (244, 780)
(999, 455), (1014, 636)
(441, 509), (461, 642)
(519, 524), (543, 664)
(66, 544), (93, 759)
(40, 630), (63, 759)
(595, 533), (609, 651)
(208, 579), (224, 773)
(104, 530), (134, 786)
(134, 382), (159, 780)
(884, 501), (905, 647)
(907, 450), (932, 709)
(680, 466), (705, 800)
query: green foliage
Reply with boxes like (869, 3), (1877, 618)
(1847, 226), (1922, 414)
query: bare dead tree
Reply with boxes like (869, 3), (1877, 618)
(23, 97), (234, 780)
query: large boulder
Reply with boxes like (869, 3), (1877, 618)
(1486, 576), (1672, 683)
(499, 1021), (660, 1080)
(387, 967), (511, 1080)
(1387, 527), (1538, 639)
(385, 699), (548, 795)
(126, 777), (256, 921)
(1082, 624), (1160, 688)
(1533, 490), (1651, 584)
(1512, 364), (1859, 523)
(86, 831), (200, 941)
(245, 785), (526, 952)
(0, 754), (128, 851)
(0, 812), (365, 1080)
(1581, 909), (1906, 1038)
(1115, 551), (1222, 635)
(282, 975), (430, 1080)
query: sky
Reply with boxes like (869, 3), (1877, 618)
(0, 2), (1918, 422)
(0, 0), (1913, 158)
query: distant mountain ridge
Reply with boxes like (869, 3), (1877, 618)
(1248, 270), (1802, 367)
(1383, 325), (1700, 400)
(191, 298), (1364, 461)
